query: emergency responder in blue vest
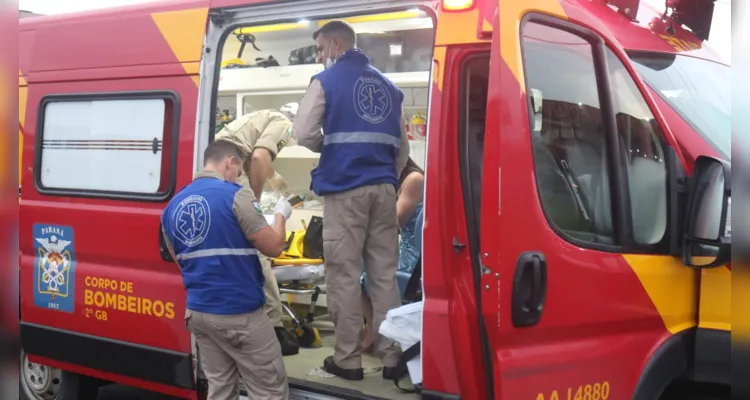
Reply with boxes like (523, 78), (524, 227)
(294, 20), (410, 381)
(161, 139), (292, 400)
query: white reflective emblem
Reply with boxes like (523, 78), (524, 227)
(172, 195), (212, 247)
(353, 76), (393, 124)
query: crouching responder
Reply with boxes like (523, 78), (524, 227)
(214, 103), (300, 356)
(161, 139), (292, 400)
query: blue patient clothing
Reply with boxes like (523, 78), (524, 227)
(161, 174), (265, 315)
(362, 201), (424, 298)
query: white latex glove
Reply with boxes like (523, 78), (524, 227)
(263, 214), (275, 226)
(274, 198), (292, 220)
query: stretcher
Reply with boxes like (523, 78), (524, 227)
(272, 261), (325, 320)
(272, 260), (326, 347)
(263, 213), (326, 346)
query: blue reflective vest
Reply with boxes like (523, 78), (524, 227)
(311, 49), (404, 196)
(161, 176), (265, 315)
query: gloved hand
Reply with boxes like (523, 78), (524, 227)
(274, 198), (292, 220)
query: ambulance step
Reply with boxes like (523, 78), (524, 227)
(289, 389), (343, 400)
(238, 378), (390, 400)
(239, 389), (338, 400)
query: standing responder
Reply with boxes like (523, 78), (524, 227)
(293, 20), (410, 381)
(215, 103), (300, 356)
(161, 139), (291, 400)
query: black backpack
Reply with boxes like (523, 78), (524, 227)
(302, 216), (324, 259)
(289, 45), (319, 65)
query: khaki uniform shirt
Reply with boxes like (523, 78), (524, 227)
(293, 79), (411, 176)
(215, 109), (295, 187)
(216, 109), (295, 158)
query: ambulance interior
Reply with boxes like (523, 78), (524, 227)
(216, 9), (434, 398)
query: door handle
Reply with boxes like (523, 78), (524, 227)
(158, 222), (174, 262)
(511, 252), (547, 327)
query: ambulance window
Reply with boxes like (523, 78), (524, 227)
(35, 94), (178, 200)
(522, 21), (669, 249)
(606, 49), (668, 246)
(522, 22), (615, 244)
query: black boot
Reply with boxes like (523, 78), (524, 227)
(322, 356), (364, 381)
(275, 327), (299, 356)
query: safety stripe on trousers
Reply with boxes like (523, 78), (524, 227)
(323, 131), (401, 147)
(176, 248), (258, 261)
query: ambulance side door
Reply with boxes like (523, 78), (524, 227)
(476, 10), (696, 400)
(19, 6), (207, 398)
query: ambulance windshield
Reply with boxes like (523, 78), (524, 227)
(628, 51), (731, 160)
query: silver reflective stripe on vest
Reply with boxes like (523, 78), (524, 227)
(176, 248), (258, 261)
(323, 131), (401, 147)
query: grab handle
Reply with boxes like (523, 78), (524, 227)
(511, 252), (547, 327)
(158, 223), (174, 262)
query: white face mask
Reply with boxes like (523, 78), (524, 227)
(324, 43), (338, 69)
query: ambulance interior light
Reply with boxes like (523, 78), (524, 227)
(390, 43), (403, 56)
(442, 0), (475, 12)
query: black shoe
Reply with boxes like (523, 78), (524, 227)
(382, 366), (405, 380)
(322, 356), (364, 381)
(275, 327), (299, 356)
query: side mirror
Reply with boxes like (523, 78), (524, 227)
(682, 155), (731, 269)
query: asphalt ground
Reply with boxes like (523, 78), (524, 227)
(97, 385), (179, 400)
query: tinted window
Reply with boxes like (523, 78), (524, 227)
(629, 52), (731, 160)
(523, 23), (613, 244)
(522, 22), (668, 247)
(607, 49), (668, 245)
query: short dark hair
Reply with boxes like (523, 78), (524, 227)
(204, 139), (244, 166)
(313, 20), (356, 46)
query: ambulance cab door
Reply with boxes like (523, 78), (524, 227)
(476, 4), (697, 400)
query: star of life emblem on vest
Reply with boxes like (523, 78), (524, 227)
(173, 195), (212, 247)
(353, 76), (393, 124)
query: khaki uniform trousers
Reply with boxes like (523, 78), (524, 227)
(260, 255), (284, 328)
(323, 184), (402, 369)
(186, 308), (289, 400)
